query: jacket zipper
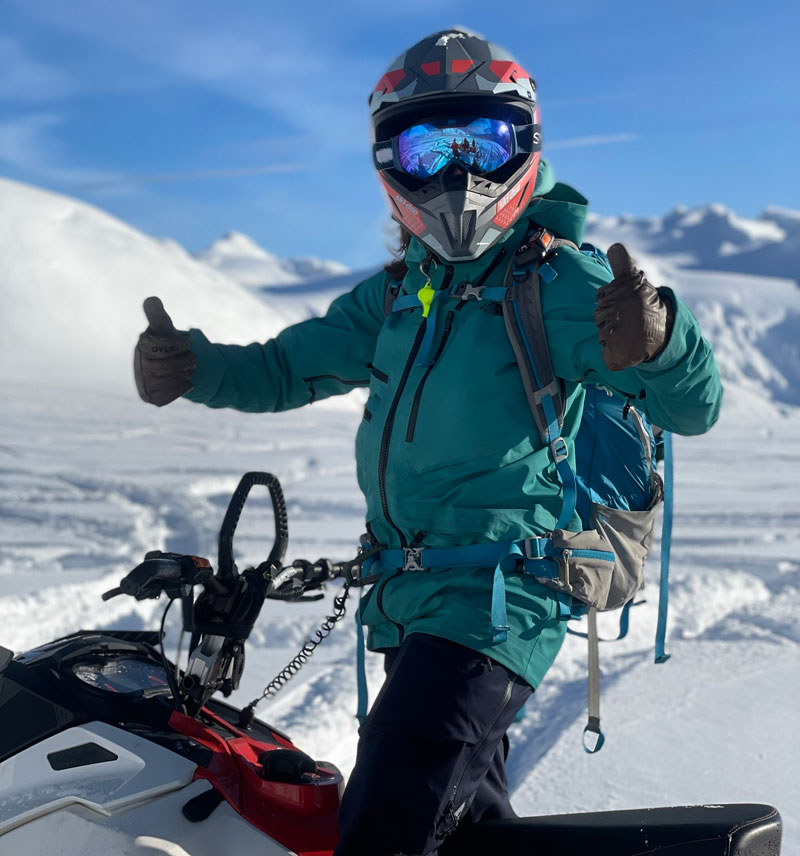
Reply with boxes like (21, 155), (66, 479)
(302, 374), (369, 405)
(377, 323), (427, 547)
(445, 675), (514, 824)
(405, 310), (455, 442)
(376, 263), (453, 545)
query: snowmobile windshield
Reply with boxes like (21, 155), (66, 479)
(396, 116), (518, 178)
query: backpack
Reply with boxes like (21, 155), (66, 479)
(370, 228), (675, 750)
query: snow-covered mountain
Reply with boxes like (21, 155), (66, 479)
(582, 206), (800, 413)
(191, 202), (800, 413)
(196, 230), (349, 288)
(0, 180), (291, 389)
(585, 203), (799, 283)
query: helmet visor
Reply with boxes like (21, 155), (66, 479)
(396, 116), (515, 178)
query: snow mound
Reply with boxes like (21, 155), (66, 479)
(0, 180), (289, 390)
(197, 230), (349, 288)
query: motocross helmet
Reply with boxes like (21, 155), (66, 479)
(370, 28), (541, 261)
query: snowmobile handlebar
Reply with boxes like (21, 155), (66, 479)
(218, 472), (288, 579)
(101, 552), (226, 602)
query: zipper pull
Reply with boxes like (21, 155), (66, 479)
(417, 280), (435, 318)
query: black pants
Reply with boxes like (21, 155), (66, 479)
(334, 633), (533, 856)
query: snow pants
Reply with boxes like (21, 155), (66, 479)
(333, 633), (533, 856)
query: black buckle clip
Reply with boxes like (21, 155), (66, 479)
(515, 228), (554, 267)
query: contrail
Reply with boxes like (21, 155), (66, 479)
(547, 132), (640, 150)
(75, 162), (307, 192)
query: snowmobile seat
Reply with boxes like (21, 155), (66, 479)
(439, 803), (782, 855)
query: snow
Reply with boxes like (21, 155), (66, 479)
(1, 178), (799, 850)
(0, 179), (291, 390)
(196, 230), (349, 288)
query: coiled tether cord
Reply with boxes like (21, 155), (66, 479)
(235, 545), (385, 729)
(237, 582), (352, 728)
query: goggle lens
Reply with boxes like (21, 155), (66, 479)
(396, 117), (514, 178)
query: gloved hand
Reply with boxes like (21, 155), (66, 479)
(134, 297), (197, 406)
(594, 243), (674, 372)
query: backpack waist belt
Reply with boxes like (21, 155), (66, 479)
(356, 537), (612, 641)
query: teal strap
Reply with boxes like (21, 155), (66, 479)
(566, 600), (640, 640)
(415, 293), (440, 367)
(448, 285), (509, 303)
(655, 431), (673, 664)
(390, 292), (425, 312)
(355, 590), (369, 723)
(491, 565), (509, 643)
(541, 393), (576, 531)
(539, 262), (557, 284)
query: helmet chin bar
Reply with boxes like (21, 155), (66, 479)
(382, 152), (540, 261)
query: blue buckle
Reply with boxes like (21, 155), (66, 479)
(550, 436), (568, 463)
(403, 548), (426, 572)
(523, 537), (549, 560)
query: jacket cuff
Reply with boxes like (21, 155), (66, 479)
(635, 288), (685, 373)
(182, 328), (226, 403)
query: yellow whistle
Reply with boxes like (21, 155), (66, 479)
(417, 280), (435, 318)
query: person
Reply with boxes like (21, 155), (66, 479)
(134, 28), (722, 856)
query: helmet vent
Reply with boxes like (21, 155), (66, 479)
(441, 210), (477, 249)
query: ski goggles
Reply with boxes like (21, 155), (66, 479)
(373, 116), (541, 178)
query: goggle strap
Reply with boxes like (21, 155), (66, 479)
(373, 141), (395, 171)
(513, 123), (542, 154)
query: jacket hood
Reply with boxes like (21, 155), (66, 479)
(406, 159), (589, 267)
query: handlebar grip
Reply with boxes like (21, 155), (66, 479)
(120, 558), (184, 598)
(217, 472), (289, 579)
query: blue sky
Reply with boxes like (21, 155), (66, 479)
(1, 0), (797, 268)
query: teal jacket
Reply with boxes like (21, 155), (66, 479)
(184, 160), (722, 688)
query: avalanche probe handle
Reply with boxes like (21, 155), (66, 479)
(217, 472), (289, 580)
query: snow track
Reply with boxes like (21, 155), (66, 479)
(0, 382), (798, 849)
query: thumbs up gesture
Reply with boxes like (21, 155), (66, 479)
(593, 244), (673, 372)
(133, 297), (197, 406)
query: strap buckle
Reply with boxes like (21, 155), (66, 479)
(452, 282), (484, 301)
(345, 543), (386, 586)
(515, 227), (554, 267)
(402, 548), (426, 572)
(550, 436), (569, 464)
(523, 536), (550, 560)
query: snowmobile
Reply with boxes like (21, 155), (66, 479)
(0, 473), (782, 855)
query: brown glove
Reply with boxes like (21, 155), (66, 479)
(134, 297), (196, 406)
(594, 243), (674, 372)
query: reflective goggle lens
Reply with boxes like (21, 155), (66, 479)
(396, 117), (514, 178)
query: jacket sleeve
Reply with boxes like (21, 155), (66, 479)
(543, 249), (723, 436)
(182, 269), (388, 412)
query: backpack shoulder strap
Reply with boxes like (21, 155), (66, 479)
(502, 227), (578, 446)
(384, 277), (403, 316)
(502, 226), (579, 532)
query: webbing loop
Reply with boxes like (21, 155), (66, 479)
(655, 431), (673, 664)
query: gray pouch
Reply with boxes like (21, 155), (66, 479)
(589, 473), (664, 609)
(533, 474), (664, 611)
